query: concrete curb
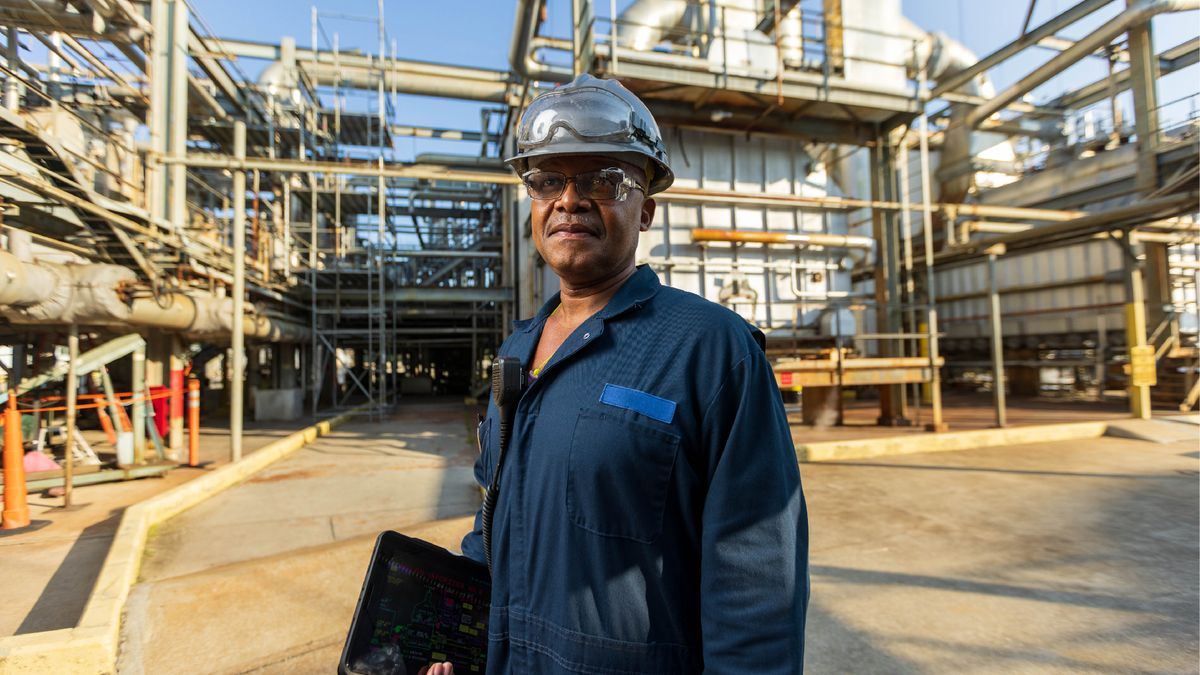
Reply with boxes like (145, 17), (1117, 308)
(0, 408), (364, 675)
(797, 420), (1111, 462)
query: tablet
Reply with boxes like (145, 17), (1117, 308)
(340, 531), (491, 675)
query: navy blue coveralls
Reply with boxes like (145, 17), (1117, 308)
(461, 265), (809, 674)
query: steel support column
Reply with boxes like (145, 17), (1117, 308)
(871, 138), (908, 425)
(231, 121), (246, 461)
(1122, 237), (1153, 418)
(64, 325), (77, 507)
(1126, 3), (1173, 349)
(987, 250), (1008, 427)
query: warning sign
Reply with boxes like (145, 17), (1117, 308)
(1128, 345), (1157, 387)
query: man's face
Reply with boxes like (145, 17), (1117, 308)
(526, 154), (656, 287)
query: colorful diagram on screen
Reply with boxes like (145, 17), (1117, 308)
(351, 557), (489, 674)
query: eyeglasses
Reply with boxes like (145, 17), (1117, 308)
(520, 167), (646, 202)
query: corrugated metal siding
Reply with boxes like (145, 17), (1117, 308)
(935, 239), (1125, 338)
(638, 126), (852, 330)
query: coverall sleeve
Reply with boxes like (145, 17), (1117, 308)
(699, 347), (810, 673)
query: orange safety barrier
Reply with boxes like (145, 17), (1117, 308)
(2, 393), (30, 530)
(2, 389), (173, 415)
(187, 378), (200, 467)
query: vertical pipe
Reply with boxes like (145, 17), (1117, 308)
(1095, 313), (1107, 401)
(610, 0), (618, 73)
(309, 171), (318, 416)
(1, 391), (29, 529)
(168, 0), (189, 233)
(898, 130), (918, 417)
(1123, 240), (1152, 419)
(283, 175), (292, 280)
(918, 65), (946, 431)
(987, 252), (1007, 427)
(132, 346), (146, 464)
(64, 325), (78, 507)
(377, 0), (387, 413)
(5, 27), (20, 111)
(169, 337), (184, 459)
(187, 377), (200, 466)
(231, 121), (246, 461)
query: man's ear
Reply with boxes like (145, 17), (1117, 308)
(639, 197), (656, 232)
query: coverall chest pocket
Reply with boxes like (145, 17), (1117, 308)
(566, 408), (680, 544)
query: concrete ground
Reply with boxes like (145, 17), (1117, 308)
(114, 399), (1198, 674)
(118, 400), (484, 675)
(803, 430), (1199, 674)
(0, 413), (342, 637)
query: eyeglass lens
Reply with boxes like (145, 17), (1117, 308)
(524, 170), (623, 201)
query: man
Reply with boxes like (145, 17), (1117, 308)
(442, 74), (808, 674)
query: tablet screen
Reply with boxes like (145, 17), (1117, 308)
(342, 532), (490, 675)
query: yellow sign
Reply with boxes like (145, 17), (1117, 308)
(1128, 345), (1157, 387)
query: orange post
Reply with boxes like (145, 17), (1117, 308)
(2, 392), (30, 529)
(96, 406), (117, 444)
(187, 378), (200, 467)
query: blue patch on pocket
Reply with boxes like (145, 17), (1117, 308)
(599, 384), (676, 424)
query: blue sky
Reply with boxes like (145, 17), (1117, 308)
(189, 0), (1199, 155)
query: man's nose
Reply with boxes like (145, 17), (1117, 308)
(555, 179), (591, 212)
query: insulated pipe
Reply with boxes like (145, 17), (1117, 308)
(966, 0), (1200, 128)
(509, 0), (573, 83)
(0, 250), (60, 306)
(413, 153), (507, 168)
(690, 228), (875, 250)
(0, 255), (310, 341)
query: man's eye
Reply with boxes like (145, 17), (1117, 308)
(537, 176), (564, 190)
(582, 175), (617, 191)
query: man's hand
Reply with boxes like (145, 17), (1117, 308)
(417, 663), (454, 675)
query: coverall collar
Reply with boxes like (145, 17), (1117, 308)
(514, 264), (661, 334)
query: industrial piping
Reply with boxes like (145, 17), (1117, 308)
(0, 253), (310, 341)
(509, 0), (573, 83)
(691, 228), (875, 250)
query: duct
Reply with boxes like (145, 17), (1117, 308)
(508, 0), (572, 83)
(0, 255), (310, 341)
(966, 0), (1200, 129)
(895, 15), (1019, 204)
(616, 0), (690, 51)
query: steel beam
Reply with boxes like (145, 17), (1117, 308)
(965, 0), (1200, 129)
(317, 287), (512, 303)
(930, 0), (1112, 99)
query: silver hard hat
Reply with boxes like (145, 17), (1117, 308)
(506, 74), (674, 195)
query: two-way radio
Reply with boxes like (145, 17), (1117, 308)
(481, 356), (523, 574)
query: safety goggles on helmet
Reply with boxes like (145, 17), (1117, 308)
(518, 87), (657, 151)
(520, 167), (646, 202)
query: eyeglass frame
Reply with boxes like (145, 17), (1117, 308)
(519, 167), (647, 203)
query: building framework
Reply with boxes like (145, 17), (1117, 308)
(0, 0), (1195, 484)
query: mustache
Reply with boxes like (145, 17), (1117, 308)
(547, 218), (601, 236)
